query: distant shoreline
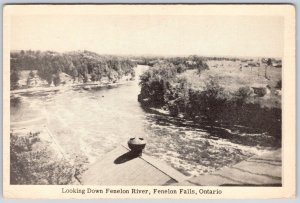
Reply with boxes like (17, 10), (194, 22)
(10, 80), (132, 94)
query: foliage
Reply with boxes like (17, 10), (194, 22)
(10, 96), (21, 107)
(196, 60), (209, 74)
(139, 62), (177, 106)
(138, 56), (210, 107)
(163, 77), (190, 116)
(234, 86), (252, 105)
(253, 87), (267, 97)
(132, 55), (241, 67)
(73, 154), (89, 183)
(186, 78), (229, 122)
(138, 63), (281, 139)
(10, 50), (137, 89)
(261, 58), (273, 66)
(167, 55), (209, 73)
(26, 70), (35, 86)
(176, 64), (187, 73)
(29, 70), (35, 78)
(53, 73), (61, 86)
(10, 70), (19, 90)
(275, 80), (282, 89)
(10, 131), (89, 185)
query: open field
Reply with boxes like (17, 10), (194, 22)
(180, 59), (281, 108)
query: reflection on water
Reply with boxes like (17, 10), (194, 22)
(10, 65), (278, 176)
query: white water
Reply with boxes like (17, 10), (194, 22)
(11, 65), (278, 176)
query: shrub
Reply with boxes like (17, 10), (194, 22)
(275, 80), (282, 89)
(168, 100), (180, 117)
(53, 73), (61, 86)
(176, 64), (187, 73)
(139, 62), (177, 106)
(196, 60), (209, 74)
(184, 78), (230, 123)
(10, 131), (89, 185)
(10, 70), (19, 90)
(252, 87), (267, 97)
(234, 86), (252, 105)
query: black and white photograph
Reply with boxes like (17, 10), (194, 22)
(3, 4), (295, 199)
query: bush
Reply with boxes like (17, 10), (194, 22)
(183, 78), (230, 123)
(275, 80), (282, 89)
(168, 100), (180, 117)
(139, 62), (177, 106)
(10, 131), (89, 185)
(252, 87), (267, 97)
(198, 79), (229, 122)
(196, 60), (209, 74)
(10, 70), (19, 90)
(53, 73), (61, 86)
(176, 64), (187, 73)
(10, 96), (21, 107)
(234, 86), (252, 105)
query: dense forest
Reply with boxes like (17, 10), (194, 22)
(10, 50), (137, 90)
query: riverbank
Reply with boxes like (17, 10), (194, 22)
(138, 64), (282, 149)
(10, 80), (132, 94)
(10, 63), (281, 181)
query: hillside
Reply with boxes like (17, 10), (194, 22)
(10, 50), (137, 90)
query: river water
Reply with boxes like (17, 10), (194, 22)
(11, 65), (278, 176)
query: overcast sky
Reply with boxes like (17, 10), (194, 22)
(10, 15), (283, 57)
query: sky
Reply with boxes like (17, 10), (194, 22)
(10, 15), (284, 57)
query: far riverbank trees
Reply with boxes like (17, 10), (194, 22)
(10, 50), (137, 90)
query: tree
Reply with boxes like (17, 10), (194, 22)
(29, 70), (35, 78)
(83, 73), (89, 83)
(188, 78), (228, 125)
(234, 86), (252, 106)
(53, 73), (61, 86)
(10, 131), (89, 185)
(265, 58), (272, 79)
(90, 72), (97, 82)
(71, 68), (78, 82)
(275, 80), (282, 89)
(10, 70), (19, 90)
(261, 58), (272, 79)
(108, 70), (118, 83)
(176, 64), (187, 73)
(196, 60), (209, 74)
(139, 62), (177, 106)
(10, 50), (137, 87)
(185, 55), (209, 74)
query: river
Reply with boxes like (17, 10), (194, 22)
(10, 65), (278, 176)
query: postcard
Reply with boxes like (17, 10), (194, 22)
(3, 4), (295, 199)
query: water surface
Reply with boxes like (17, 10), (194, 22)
(11, 65), (278, 176)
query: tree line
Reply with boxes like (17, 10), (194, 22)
(10, 50), (137, 89)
